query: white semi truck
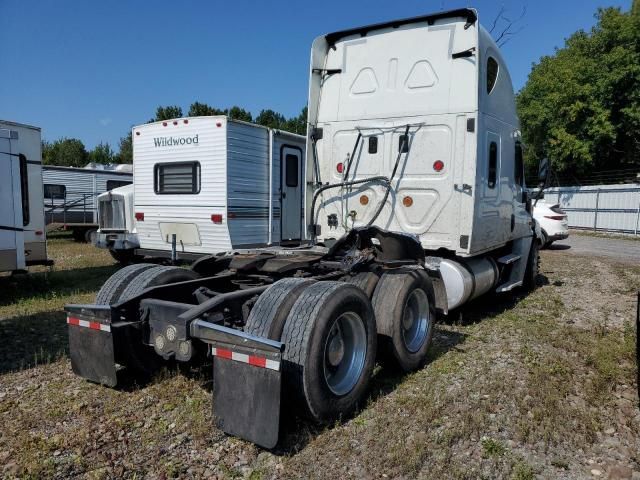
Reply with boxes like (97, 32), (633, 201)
(65, 9), (547, 448)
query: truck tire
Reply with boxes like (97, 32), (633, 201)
(119, 265), (200, 302)
(371, 269), (435, 372)
(523, 238), (540, 291)
(281, 282), (376, 423)
(85, 228), (98, 244)
(341, 271), (380, 298)
(244, 278), (315, 340)
(95, 263), (157, 305)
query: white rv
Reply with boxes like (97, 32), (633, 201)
(0, 120), (50, 273)
(131, 117), (306, 259)
(43, 164), (132, 242)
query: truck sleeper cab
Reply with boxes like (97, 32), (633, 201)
(65, 8), (543, 449)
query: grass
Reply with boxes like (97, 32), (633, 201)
(0, 238), (638, 478)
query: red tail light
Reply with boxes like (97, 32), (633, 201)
(135, 212), (144, 221)
(433, 160), (444, 172)
(544, 215), (565, 221)
(336, 162), (344, 174)
(211, 214), (223, 224)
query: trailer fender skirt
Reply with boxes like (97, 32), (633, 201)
(65, 305), (118, 387)
(212, 349), (282, 449)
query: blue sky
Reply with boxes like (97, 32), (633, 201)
(0, 0), (632, 150)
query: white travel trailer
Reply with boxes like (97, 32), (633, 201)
(0, 120), (50, 273)
(67, 9), (547, 448)
(43, 164), (132, 242)
(131, 117), (306, 259)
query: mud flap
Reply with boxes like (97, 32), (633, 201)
(212, 350), (282, 449)
(65, 305), (118, 387)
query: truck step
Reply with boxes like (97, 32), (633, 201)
(497, 254), (521, 265)
(495, 280), (523, 293)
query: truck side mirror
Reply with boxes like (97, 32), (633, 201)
(537, 157), (550, 187)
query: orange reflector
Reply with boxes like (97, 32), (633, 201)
(403, 196), (414, 207)
(359, 195), (369, 206)
(211, 214), (223, 224)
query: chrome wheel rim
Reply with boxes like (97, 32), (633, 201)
(402, 288), (430, 353)
(323, 312), (367, 396)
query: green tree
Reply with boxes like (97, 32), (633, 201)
(517, 6), (640, 176)
(188, 102), (225, 116)
(115, 132), (133, 164)
(88, 142), (115, 164)
(228, 105), (253, 122)
(153, 105), (183, 121)
(42, 138), (88, 167)
(255, 109), (287, 130)
(284, 106), (308, 135)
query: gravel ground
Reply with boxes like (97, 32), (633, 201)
(550, 231), (640, 265)
(0, 239), (638, 479)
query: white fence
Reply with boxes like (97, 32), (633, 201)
(543, 184), (640, 235)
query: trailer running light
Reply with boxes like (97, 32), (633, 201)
(359, 195), (369, 206)
(183, 119), (189, 124)
(162, 122), (167, 127)
(544, 215), (565, 221)
(135, 131), (140, 136)
(173, 121), (178, 125)
(211, 214), (223, 224)
(216, 122), (222, 127)
(135, 212), (144, 221)
(336, 162), (344, 174)
(433, 160), (444, 172)
(403, 196), (414, 207)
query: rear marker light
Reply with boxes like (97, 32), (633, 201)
(135, 212), (144, 221)
(184, 119), (189, 124)
(135, 131), (140, 136)
(216, 122), (222, 127)
(544, 215), (565, 221)
(403, 196), (414, 207)
(211, 214), (223, 224)
(359, 195), (369, 206)
(336, 162), (344, 174)
(173, 121), (178, 125)
(433, 160), (444, 172)
(162, 122), (167, 127)
(35, 230), (43, 235)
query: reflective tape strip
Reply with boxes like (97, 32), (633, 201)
(211, 347), (279, 371)
(67, 316), (111, 333)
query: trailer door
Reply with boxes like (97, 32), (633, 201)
(0, 129), (26, 271)
(281, 146), (302, 240)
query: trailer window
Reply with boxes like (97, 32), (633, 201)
(19, 154), (29, 226)
(487, 57), (499, 94)
(368, 136), (378, 154)
(514, 142), (524, 187)
(44, 184), (66, 200)
(488, 141), (498, 188)
(285, 154), (299, 187)
(154, 162), (201, 194)
(106, 180), (131, 191)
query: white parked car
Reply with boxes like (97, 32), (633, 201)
(533, 201), (569, 248)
